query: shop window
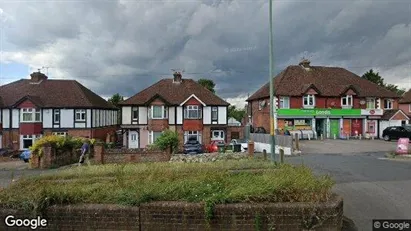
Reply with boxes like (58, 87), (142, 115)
(303, 95), (315, 108)
(341, 95), (353, 108)
(384, 99), (393, 109)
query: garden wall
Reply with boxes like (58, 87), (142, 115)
(30, 144), (81, 169)
(0, 195), (343, 230)
(94, 143), (171, 164)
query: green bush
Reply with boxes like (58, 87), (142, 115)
(30, 135), (95, 157)
(153, 130), (179, 153)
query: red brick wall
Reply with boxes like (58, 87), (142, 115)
(151, 98), (165, 106)
(30, 145), (81, 169)
(94, 144), (171, 164)
(183, 97), (202, 106)
(149, 119), (169, 132)
(92, 126), (118, 141)
(392, 111), (408, 120)
(0, 196), (343, 231)
(19, 123), (42, 135)
(182, 119), (203, 131)
(249, 99), (270, 133)
(67, 129), (91, 138)
(290, 97), (302, 108)
(227, 126), (244, 142)
(399, 104), (411, 116)
(202, 126), (211, 145)
(15, 99), (36, 108)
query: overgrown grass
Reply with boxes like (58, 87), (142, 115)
(0, 160), (334, 216)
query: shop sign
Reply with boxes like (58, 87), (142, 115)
(277, 109), (361, 116)
(396, 138), (409, 155)
(360, 109), (383, 116)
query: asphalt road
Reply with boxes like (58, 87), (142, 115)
(288, 152), (411, 231)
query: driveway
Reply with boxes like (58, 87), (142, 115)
(299, 139), (397, 154)
(288, 148), (411, 231)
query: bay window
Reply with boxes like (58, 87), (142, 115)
(303, 95), (315, 108)
(151, 105), (167, 119)
(21, 108), (41, 122)
(75, 109), (86, 121)
(279, 97), (290, 109)
(384, 99), (393, 109)
(184, 105), (202, 119)
(366, 98), (375, 109)
(341, 95), (353, 108)
(184, 131), (202, 144)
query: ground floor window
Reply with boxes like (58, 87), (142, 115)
(211, 130), (225, 140)
(21, 135), (42, 149)
(149, 131), (163, 144)
(52, 132), (67, 137)
(231, 132), (240, 140)
(184, 131), (202, 144)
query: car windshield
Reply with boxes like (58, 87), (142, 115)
(186, 140), (199, 145)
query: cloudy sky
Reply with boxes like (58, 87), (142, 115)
(0, 0), (410, 108)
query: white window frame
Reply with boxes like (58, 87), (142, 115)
(211, 130), (225, 140)
(21, 108), (42, 122)
(149, 131), (163, 144)
(184, 131), (202, 144)
(150, 105), (167, 119)
(279, 97), (290, 109)
(341, 95), (353, 108)
(53, 110), (60, 123)
(132, 107), (138, 122)
(366, 98), (375, 109)
(303, 95), (315, 108)
(75, 109), (86, 121)
(184, 105), (202, 119)
(384, 99), (393, 109)
(211, 107), (218, 121)
(21, 134), (42, 149)
(52, 132), (67, 137)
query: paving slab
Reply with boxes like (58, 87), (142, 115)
(299, 139), (397, 154)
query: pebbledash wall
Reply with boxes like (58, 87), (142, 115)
(93, 143), (172, 164)
(0, 195), (343, 231)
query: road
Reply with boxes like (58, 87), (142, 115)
(288, 152), (411, 231)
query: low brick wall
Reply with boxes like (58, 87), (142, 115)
(30, 144), (81, 169)
(0, 195), (343, 230)
(94, 143), (171, 164)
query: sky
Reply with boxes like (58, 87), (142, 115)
(0, 0), (410, 108)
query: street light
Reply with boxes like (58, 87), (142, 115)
(269, 0), (276, 161)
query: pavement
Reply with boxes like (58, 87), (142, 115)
(288, 139), (411, 231)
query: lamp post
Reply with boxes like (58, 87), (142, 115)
(269, 0), (276, 161)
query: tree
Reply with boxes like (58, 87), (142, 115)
(228, 105), (246, 123)
(108, 93), (124, 108)
(361, 69), (385, 86)
(385, 84), (406, 96)
(197, 79), (216, 94)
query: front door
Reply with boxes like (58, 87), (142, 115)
(128, 131), (139, 149)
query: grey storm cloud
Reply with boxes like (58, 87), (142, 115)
(1, 0), (410, 100)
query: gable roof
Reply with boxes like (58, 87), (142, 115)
(247, 64), (400, 101)
(381, 109), (410, 120)
(0, 78), (117, 109)
(120, 78), (229, 106)
(399, 89), (411, 104)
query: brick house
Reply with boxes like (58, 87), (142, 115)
(246, 59), (409, 139)
(398, 89), (411, 120)
(119, 72), (242, 149)
(0, 71), (119, 150)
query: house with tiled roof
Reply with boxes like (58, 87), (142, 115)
(119, 72), (240, 149)
(398, 89), (411, 118)
(246, 59), (409, 139)
(0, 71), (119, 150)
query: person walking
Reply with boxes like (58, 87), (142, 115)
(79, 139), (90, 166)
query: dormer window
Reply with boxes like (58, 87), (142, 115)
(384, 99), (393, 109)
(303, 95), (315, 108)
(341, 95), (353, 108)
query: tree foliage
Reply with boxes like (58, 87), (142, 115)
(228, 105), (246, 123)
(361, 69), (406, 96)
(153, 129), (179, 154)
(197, 79), (216, 94)
(108, 93), (124, 108)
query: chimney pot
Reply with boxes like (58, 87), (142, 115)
(173, 71), (182, 83)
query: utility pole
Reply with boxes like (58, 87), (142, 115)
(269, 0), (276, 161)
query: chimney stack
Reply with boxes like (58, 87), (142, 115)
(30, 70), (48, 82)
(173, 71), (182, 83)
(299, 58), (311, 68)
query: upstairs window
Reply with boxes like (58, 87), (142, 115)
(75, 109), (86, 121)
(211, 107), (218, 121)
(150, 105), (167, 119)
(366, 98), (375, 109)
(341, 95), (353, 108)
(303, 95), (315, 108)
(132, 107), (139, 122)
(384, 99), (393, 109)
(21, 108), (41, 122)
(184, 105), (202, 119)
(53, 110), (60, 123)
(279, 97), (290, 109)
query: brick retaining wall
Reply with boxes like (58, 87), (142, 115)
(30, 144), (81, 169)
(0, 194), (343, 230)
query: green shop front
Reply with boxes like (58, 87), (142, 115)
(276, 109), (365, 138)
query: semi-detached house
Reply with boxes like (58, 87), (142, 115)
(120, 72), (238, 150)
(247, 59), (409, 139)
(0, 71), (119, 150)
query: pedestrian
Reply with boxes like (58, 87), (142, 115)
(79, 139), (90, 166)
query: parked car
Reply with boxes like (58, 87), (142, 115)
(183, 139), (204, 154)
(230, 139), (249, 152)
(19, 150), (31, 163)
(382, 126), (411, 141)
(205, 140), (225, 153)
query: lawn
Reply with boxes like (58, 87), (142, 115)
(0, 160), (334, 215)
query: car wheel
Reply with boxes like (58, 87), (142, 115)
(383, 135), (390, 141)
(23, 159), (29, 163)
